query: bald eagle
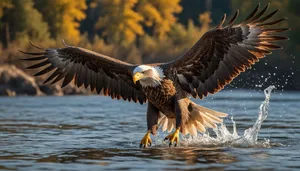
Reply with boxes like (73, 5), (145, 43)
(20, 4), (288, 148)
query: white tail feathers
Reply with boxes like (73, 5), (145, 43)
(159, 115), (176, 133)
(158, 103), (228, 136)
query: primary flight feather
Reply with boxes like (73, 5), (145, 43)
(20, 4), (289, 148)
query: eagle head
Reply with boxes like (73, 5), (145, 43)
(132, 65), (165, 87)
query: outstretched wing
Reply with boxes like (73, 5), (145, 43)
(160, 3), (289, 99)
(20, 41), (147, 104)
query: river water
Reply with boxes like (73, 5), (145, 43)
(0, 87), (300, 170)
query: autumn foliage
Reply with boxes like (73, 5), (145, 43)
(0, 0), (296, 81)
(0, 0), (212, 65)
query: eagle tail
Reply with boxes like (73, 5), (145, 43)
(158, 102), (228, 136)
(182, 102), (228, 136)
(158, 114), (176, 134)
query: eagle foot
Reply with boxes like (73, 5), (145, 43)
(164, 128), (180, 147)
(140, 130), (152, 148)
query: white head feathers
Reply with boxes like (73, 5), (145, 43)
(133, 65), (152, 73)
(133, 65), (165, 87)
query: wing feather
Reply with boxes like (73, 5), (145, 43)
(26, 60), (50, 69)
(84, 67), (91, 89)
(20, 43), (146, 104)
(34, 65), (55, 76)
(44, 69), (60, 84)
(62, 63), (76, 88)
(160, 4), (288, 99)
(243, 3), (260, 23)
(96, 72), (103, 94)
(226, 10), (239, 27)
(90, 71), (96, 91)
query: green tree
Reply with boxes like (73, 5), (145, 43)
(80, 0), (103, 41)
(0, 0), (12, 18)
(0, 0), (49, 47)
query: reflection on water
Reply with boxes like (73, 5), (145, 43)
(0, 88), (300, 170)
(36, 148), (237, 165)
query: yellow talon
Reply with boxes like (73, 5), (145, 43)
(140, 130), (152, 148)
(164, 128), (180, 147)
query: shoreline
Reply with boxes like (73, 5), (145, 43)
(1, 64), (299, 97)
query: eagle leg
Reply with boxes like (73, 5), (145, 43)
(164, 97), (189, 147)
(164, 128), (180, 147)
(147, 103), (160, 135)
(140, 103), (160, 148)
(140, 130), (152, 148)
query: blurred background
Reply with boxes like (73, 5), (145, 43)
(0, 0), (298, 96)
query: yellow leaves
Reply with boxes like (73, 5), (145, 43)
(138, 3), (162, 27)
(54, 0), (87, 20)
(137, 0), (182, 40)
(95, 0), (144, 45)
(199, 12), (212, 34)
(199, 12), (212, 25)
(95, 0), (183, 44)
(55, 0), (87, 44)
(39, 0), (87, 45)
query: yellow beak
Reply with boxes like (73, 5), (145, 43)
(133, 72), (143, 84)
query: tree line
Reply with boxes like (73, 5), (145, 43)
(0, 0), (298, 89)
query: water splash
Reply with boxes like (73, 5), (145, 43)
(156, 86), (277, 148)
(230, 85), (275, 147)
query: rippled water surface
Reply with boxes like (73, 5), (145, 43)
(0, 88), (300, 170)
